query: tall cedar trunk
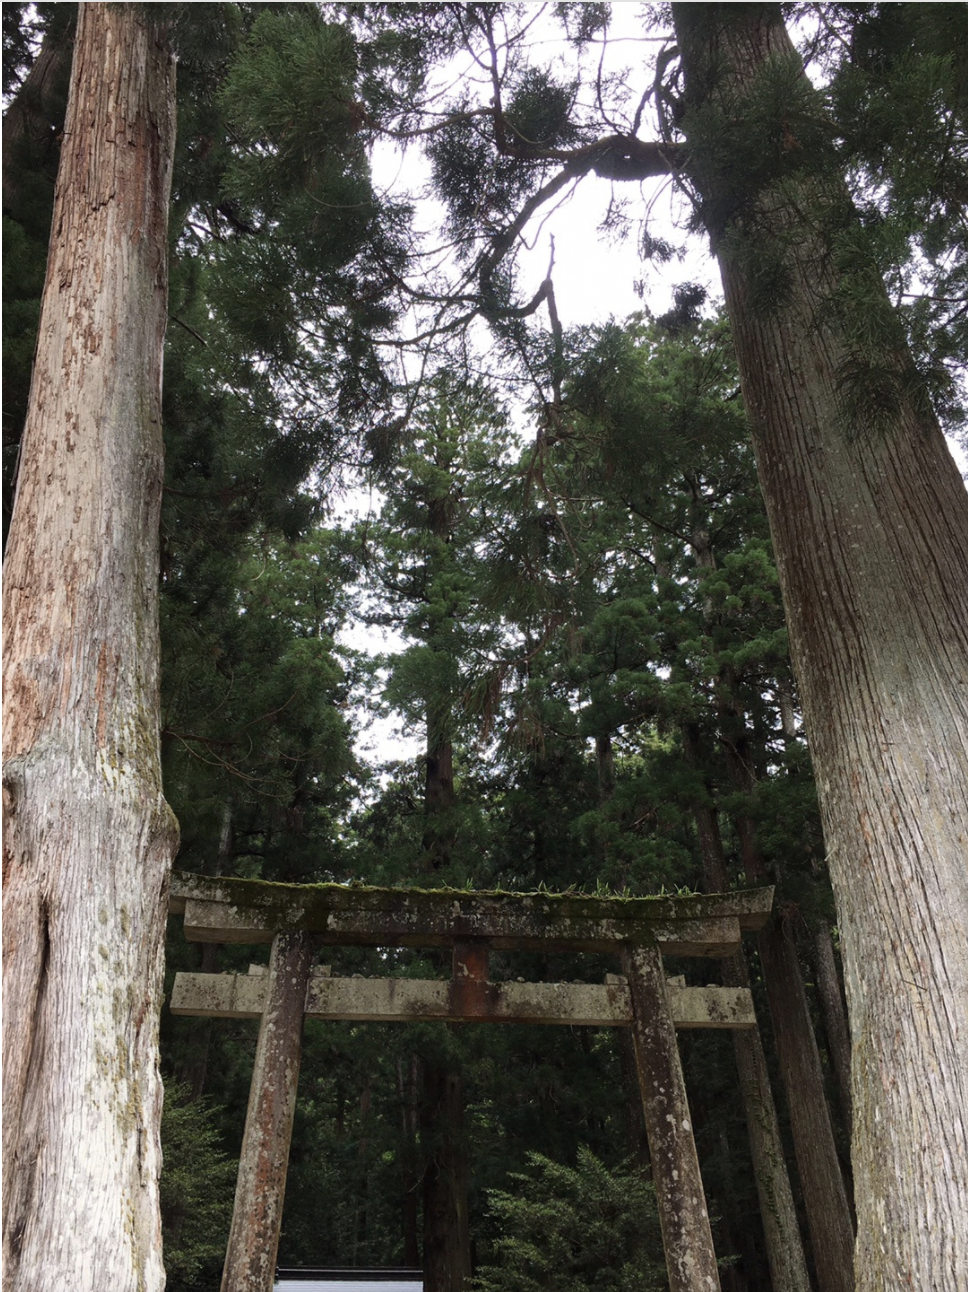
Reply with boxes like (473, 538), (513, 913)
(1, 8), (177, 1291)
(422, 483), (458, 870)
(812, 924), (853, 1137)
(1, 20), (73, 218)
(714, 710), (854, 1292)
(421, 1061), (471, 1292)
(422, 716), (456, 870)
(684, 727), (811, 1292)
(673, 6), (968, 1285)
(398, 1056), (422, 1267)
(418, 479), (469, 1291)
(616, 1029), (651, 1169)
(755, 917), (854, 1292)
(595, 731), (615, 803)
(420, 710), (467, 1292)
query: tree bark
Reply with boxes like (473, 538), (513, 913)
(2, 17), (73, 220)
(813, 924), (853, 1138)
(756, 917), (854, 1292)
(398, 1055), (422, 1267)
(421, 1060), (471, 1292)
(2, 7), (178, 1292)
(723, 952), (813, 1292)
(684, 731), (812, 1292)
(617, 1027), (651, 1170)
(673, 7), (968, 1285)
(221, 931), (316, 1292)
(422, 715), (456, 870)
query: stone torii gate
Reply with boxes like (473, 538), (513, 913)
(168, 873), (774, 1292)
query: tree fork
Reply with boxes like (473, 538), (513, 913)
(2, 6), (178, 1290)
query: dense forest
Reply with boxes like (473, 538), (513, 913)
(3, 5), (967, 1292)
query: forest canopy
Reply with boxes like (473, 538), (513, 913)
(3, 5), (967, 1292)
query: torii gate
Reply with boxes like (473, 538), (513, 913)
(168, 873), (774, 1292)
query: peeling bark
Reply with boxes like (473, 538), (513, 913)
(1, 7), (178, 1291)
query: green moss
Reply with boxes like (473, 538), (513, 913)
(170, 869), (772, 927)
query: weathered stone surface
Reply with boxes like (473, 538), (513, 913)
(220, 931), (316, 1292)
(170, 873), (773, 957)
(167, 874), (768, 1292)
(623, 943), (722, 1292)
(170, 971), (756, 1030)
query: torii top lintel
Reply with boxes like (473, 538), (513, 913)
(169, 872), (774, 958)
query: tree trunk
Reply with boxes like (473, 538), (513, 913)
(723, 952), (813, 1292)
(617, 1027), (651, 1170)
(398, 1055), (422, 1267)
(1, 17), (73, 219)
(419, 595), (468, 1290)
(813, 924), (853, 1138)
(684, 727), (812, 1292)
(1, 7), (177, 1291)
(422, 720), (456, 870)
(595, 731), (616, 803)
(756, 917), (854, 1292)
(711, 719), (854, 1292)
(421, 1060), (471, 1292)
(673, 7), (968, 1285)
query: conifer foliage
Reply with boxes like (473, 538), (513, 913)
(4, 5), (967, 1292)
(472, 1148), (666, 1292)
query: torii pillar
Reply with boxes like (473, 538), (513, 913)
(220, 930), (317, 1292)
(623, 942), (720, 1292)
(169, 874), (775, 1292)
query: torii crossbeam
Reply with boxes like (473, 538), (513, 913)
(168, 872), (774, 1292)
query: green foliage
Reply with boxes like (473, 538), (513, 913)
(825, 2), (968, 434)
(161, 528), (359, 882)
(160, 1083), (237, 1292)
(427, 105), (535, 258)
(504, 67), (581, 151)
(2, 4), (74, 538)
(676, 33), (835, 245)
(472, 1147), (666, 1292)
(218, 9), (359, 182)
(157, 2), (414, 887)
